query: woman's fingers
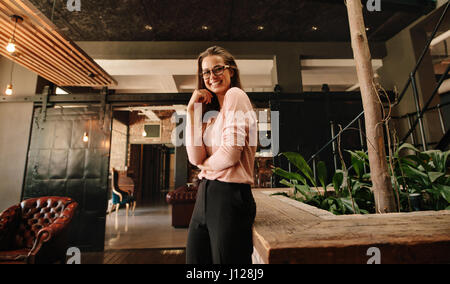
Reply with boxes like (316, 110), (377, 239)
(199, 90), (213, 104)
(190, 89), (213, 105)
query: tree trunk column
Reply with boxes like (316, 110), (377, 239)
(346, 0), (396, 213)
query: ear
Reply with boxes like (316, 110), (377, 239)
(229, 68), (235, 78)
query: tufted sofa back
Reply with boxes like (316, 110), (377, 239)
(166, 185), (198, 205)
(16, 197), (76, 249)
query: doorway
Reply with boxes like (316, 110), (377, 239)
(129, 144), (174, 205)
(106, 106), (188, 251)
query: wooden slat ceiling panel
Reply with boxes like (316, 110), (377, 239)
(0, 0), (117, 87)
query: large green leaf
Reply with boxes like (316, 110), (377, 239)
(340, 197), (360, 214)
(295, 185), (314, 199)
(279, 179), (314, 200)
(332, 170), (344, 193)
(281, 152), (316, 186)
(426, 150), (449, 173)
(401, 155), (428, 170)
(402, 165), (430, 186)
(280, 179), (294, 188)
(428, 172), (445, 184)
(273, 168), (307, 185)
(434, 184), (450, 203)
(355, 150), (369, 163)
(317, 161), (328, 191)
(348, 150), (365, 178)
(396, 143), (420, 157)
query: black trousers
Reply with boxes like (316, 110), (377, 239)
(186, 179), (257, 264)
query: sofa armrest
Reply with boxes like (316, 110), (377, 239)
(0, 205), (20, 249)
(28, 202), (78, 257)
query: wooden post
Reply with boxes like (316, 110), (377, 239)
(346, 0), (396, 213)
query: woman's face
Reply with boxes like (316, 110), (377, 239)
(201, 55), (233, 97)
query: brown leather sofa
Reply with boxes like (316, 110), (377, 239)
(166, 184), (198, 228)
(0, 197), (78, 264)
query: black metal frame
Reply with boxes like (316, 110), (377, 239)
(307, 1), (450, 166)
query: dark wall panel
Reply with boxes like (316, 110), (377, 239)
(22, 106), (111, 252)
(272, 95), (364, 185)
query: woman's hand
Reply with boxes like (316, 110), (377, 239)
(197, 162), (213, 172)
(187, 89), (213, 113)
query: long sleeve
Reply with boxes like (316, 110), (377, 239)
(202, 88), (255, 171)
(185, 105), (207, 166)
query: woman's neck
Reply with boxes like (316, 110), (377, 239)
(217, 93), (225, 109)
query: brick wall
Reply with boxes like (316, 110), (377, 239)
(110, 118), (128, 171)
(129, 110), (176, 145)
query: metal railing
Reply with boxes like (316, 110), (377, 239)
(304, 1), (450, 175)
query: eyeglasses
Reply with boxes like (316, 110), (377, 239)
(200, 65), (230, 80)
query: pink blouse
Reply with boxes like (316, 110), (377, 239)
(186, 87), (257, 185)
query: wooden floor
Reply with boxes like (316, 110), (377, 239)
(86, 199), (188, 264)
(81, 248), (186, 264)
(105, 201), (189, 250)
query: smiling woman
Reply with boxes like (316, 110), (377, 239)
(185, 46), (257, 264)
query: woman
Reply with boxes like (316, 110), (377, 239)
(185, 46), (257, 264)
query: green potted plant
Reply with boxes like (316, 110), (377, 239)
(393, 144), (450, 211)
(272, 143), (450, 215)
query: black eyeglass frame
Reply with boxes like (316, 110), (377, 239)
(200, 65), (231, 80)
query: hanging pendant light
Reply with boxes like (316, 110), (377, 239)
(6, 39), (16, 53)
(4, 16), (22, 96)
(6, 15), (23, 54)
(5, 84), (13, 96)
(4, 58), (16, 96)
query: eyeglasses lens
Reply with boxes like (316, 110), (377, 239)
(202, 66), (225, 79)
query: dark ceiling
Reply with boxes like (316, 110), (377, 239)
(28, 0), (436, 42)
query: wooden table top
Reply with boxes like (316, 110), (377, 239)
(251, 188), (450, 264)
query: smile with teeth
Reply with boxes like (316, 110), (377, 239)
(210, 81), (222, 88)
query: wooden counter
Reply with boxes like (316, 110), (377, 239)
(252, 189), (450, 264)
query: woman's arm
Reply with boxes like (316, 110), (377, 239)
(186, 108), (207, 166)
(185, 90), (213, 166)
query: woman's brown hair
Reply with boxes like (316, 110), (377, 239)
(196, 46), (243, 113)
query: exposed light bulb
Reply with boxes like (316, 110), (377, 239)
(6, 40), (15, 53)
(83, 132), (89, 143)
(5, 84), (13, 96)
(142, 131), (147, 137)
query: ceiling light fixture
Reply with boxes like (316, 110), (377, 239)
(5, 57), (16, 96)
(312, 26), (319, 31)
(145, 25), (153, 31)
(257, 25), (265, 31)
(6, 15), (23, 54)
(202, 25), (209, 31)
